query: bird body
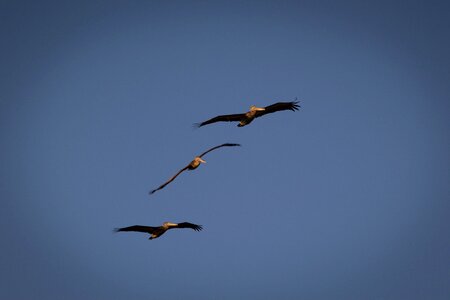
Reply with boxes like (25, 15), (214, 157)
(114, 222), (203, 240)
(149, 143), (240, 195)
(195, 101), (300, 128)
(237, 105), (266, 127)
(187, 156), (206, 170)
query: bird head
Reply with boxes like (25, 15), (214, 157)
(250, 105), (265, 112)
(194, 157), (206, 164)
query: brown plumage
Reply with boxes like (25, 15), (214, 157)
(114, 222), (203, 240)
(195, 100), (300, 128)
(149, 143), (241, 195)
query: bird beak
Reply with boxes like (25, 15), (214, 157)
(199, 158), (206, 163)
(256, 107), (265, 111)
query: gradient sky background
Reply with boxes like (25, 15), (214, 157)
(1, 1), (449, 299)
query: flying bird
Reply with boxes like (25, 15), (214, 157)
(114, 222), (203, 240)
(150, 143), (241, 195)
(195, 100), (300, 128)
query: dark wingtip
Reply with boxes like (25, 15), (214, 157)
(113, 228), (121, 233)
(291, 98), (301, 111)
(149, 189), (156, 195)
(192, 123), (202, 129)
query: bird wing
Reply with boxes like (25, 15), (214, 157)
(114, 225), (158, 234)
(198, 143), (241, 158)
(149, 165), (189, 194)
(171, 222), (203, 231)
(195, 113), (246, 127)
(254, 101), (300, 118)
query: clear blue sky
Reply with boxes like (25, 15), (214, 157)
(1, 1), (449, 299)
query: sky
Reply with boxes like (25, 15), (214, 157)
(1, 0), (449, 299)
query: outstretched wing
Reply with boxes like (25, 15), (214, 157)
(198, 143), (241, 158)
(114, 225), (158, 234)
(172, 222), (203, 231)
(149, 165), (189, 195)
(254, 101), (300, 118)
(194, 113), (245, 127)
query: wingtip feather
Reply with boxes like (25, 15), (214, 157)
(291, 100), (300, 111)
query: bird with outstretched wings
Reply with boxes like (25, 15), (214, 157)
(149, 143), (241, 195)
(195, 100), (300, 128)
(114, 222), (203, 240)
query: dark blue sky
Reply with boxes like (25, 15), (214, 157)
(1, 1), (449, 299)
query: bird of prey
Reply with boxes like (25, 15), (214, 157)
(195, 100), (300, 128)
(114, 222), (203, 240)
(149, 143), (241, 195)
